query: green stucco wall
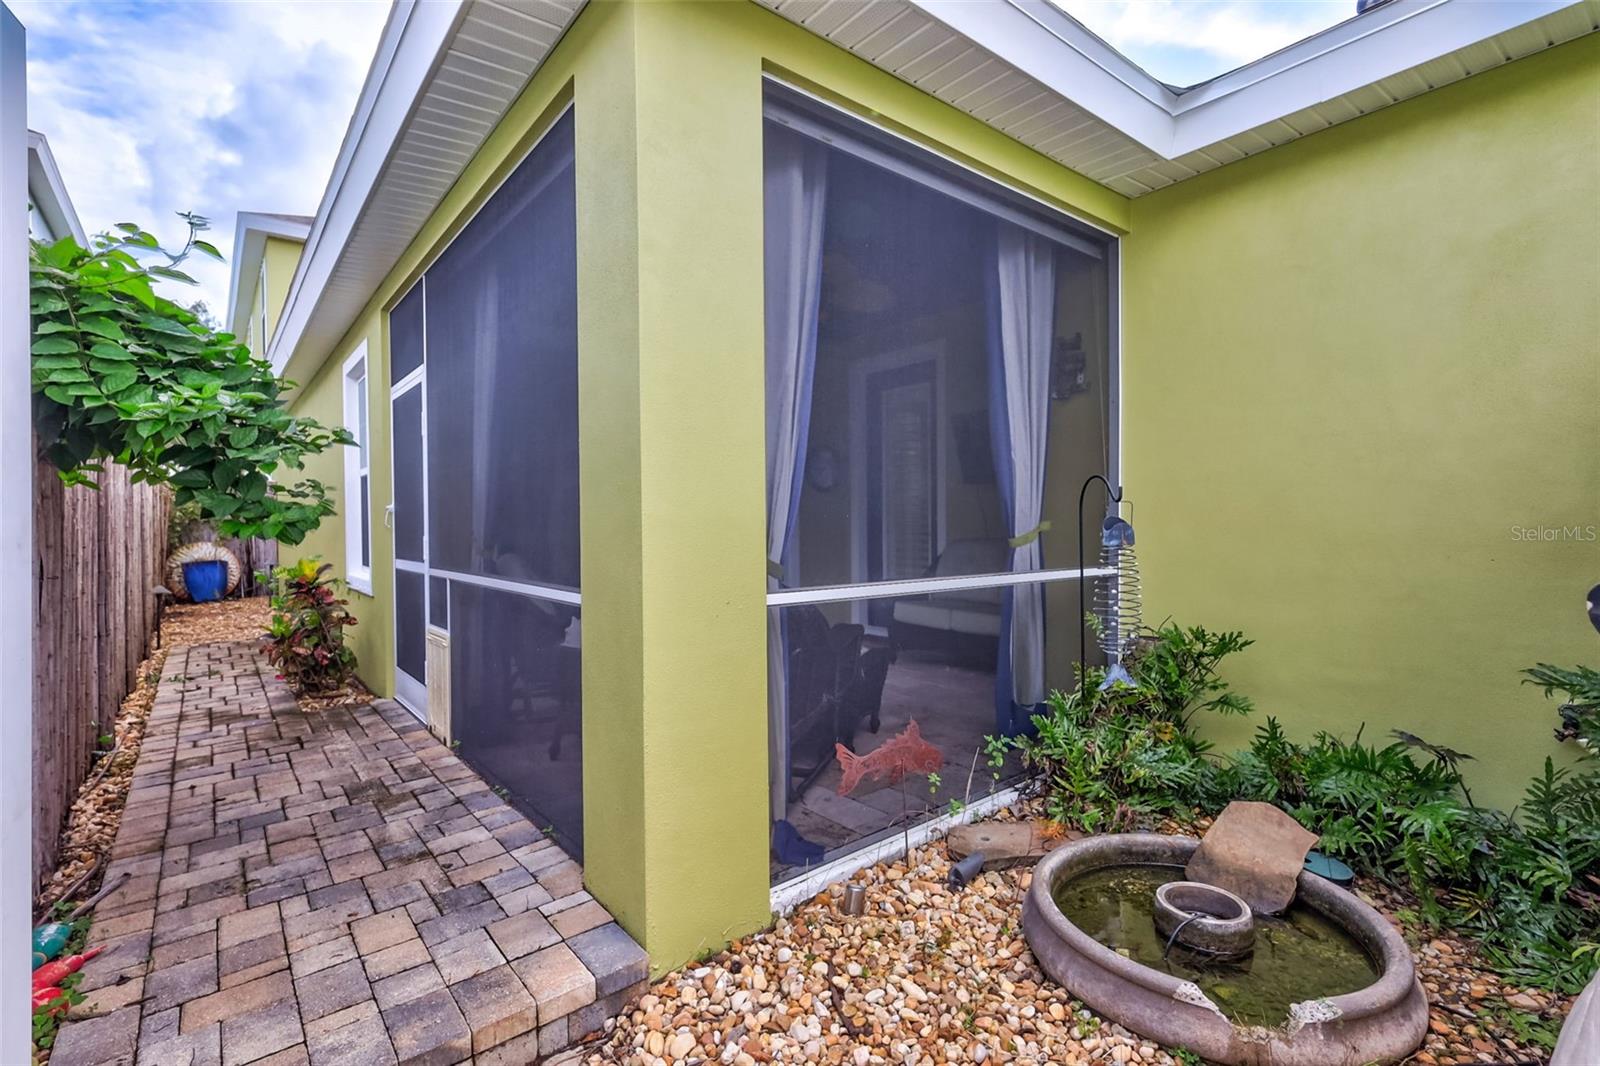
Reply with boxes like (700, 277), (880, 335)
(281, 310), (392, 693)
(1123, 34), (1600, 808)
(282, 0), (1598, 971)
(282, 0), (1128, 974)
(262, 236), (302, 344)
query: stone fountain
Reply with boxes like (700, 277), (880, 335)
(1021, 803), (1429, 1066)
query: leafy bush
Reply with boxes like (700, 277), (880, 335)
(1011, 624), (1252, 831)
(1460, 760), (1600, 990)
(263, 559), (358, 695)
(1525, 662), (1600, 751)
(30, 217), (352, 544)
(1207, 720), (1470, 876)
(1012, 623), (1600, 992)
(1136, 624), (1256, 726)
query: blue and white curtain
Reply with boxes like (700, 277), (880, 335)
(988, 222), (1056, 733)
(763, 127), (828, 818)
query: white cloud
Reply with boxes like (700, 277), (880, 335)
(12, 0), (389, 319)
(1055, 0), (1352, 85)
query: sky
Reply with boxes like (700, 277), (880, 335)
(13, 0), (390, 322)
(14, 0), (1350, 321)
(1054, 0), (1354, 86)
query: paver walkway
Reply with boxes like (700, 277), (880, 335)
(52, 641), (647, 1066)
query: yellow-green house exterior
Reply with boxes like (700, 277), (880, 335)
(228, 212), (312, 360)
(255, 1), (1600, 974)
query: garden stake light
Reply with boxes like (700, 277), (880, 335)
(841, 883), (867, 916)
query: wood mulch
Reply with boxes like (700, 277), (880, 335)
(157, 596), (274, 648)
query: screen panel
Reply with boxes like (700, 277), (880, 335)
(451, 582), (583, 857)
(425, 111), (579, 589)
(429, 576), (448, 630)
(391, 282), (425, 384)
(768, 123), (1113, 592)
(392, 386), (425, 564)
(767, 596), (1026, 883)
(396, 569), (426, 682)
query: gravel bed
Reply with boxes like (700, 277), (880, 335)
(582, 835), (1570, 1066)
(585, 842), (1179, 1066)
(1361, 879), (1569, 1065)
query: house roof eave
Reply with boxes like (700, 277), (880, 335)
(267, 0), (1598, 386)
(225, 211), (312, 340)
(26, 130), (85, 246)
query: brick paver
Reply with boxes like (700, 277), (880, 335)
(53, 642), (647, 1065)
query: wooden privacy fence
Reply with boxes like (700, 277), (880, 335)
(33, 459), (171, 891)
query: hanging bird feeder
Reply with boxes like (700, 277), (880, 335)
(1077, 475), (1142, 692)
(1094, 512), (1141, 689)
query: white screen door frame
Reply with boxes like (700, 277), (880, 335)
(390, 363), (429, 720)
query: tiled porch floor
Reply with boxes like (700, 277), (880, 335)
(51, 642), (646, 1066)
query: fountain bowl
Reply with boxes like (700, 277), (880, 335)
(1023, 833), (1428, 1066)
(1153, 880), (1255, 959)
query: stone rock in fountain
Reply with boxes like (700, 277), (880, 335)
(1185, 800), (1318, 916)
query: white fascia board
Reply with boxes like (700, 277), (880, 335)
(1166, 0), (1582, 153)
(915, 0), (1179, 154)
(25, 129), (85, 245)
(910, 0), (1588, 160)
(268, 0), (466, 377)
(225, 211), (311, 339)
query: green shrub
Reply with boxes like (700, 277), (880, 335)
(262, 559), (358, 695)
(30, 219), (352, 544)
(1010, 623), (1600, 992)
(1011, 624), (1252, 831)
(1207, 720), (1471, 878)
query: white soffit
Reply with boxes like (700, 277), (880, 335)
(759, 0), (1599, 196)
(275, 0), (1596, 379)
(271, 0), (583, 378)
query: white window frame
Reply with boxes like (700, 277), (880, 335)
(342, 343), (373, 594)
(257, 258), (269, 348)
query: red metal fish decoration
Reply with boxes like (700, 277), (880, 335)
(835, 719), (944, 796)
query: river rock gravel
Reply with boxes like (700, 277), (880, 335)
(583, 842), (1179, 1066)
(581, 835), (1570, 1066)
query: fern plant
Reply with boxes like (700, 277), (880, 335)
(1524, 663), (1600, 751)
(1138, 623), (1255, 727)
(1010, 624), (1251, 830)
(1010, 622), (1600, 992)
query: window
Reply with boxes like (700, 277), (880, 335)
(258, 260), (269, 350)
(342, 344), (372, 594)
(763, 86), (1116, 881)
